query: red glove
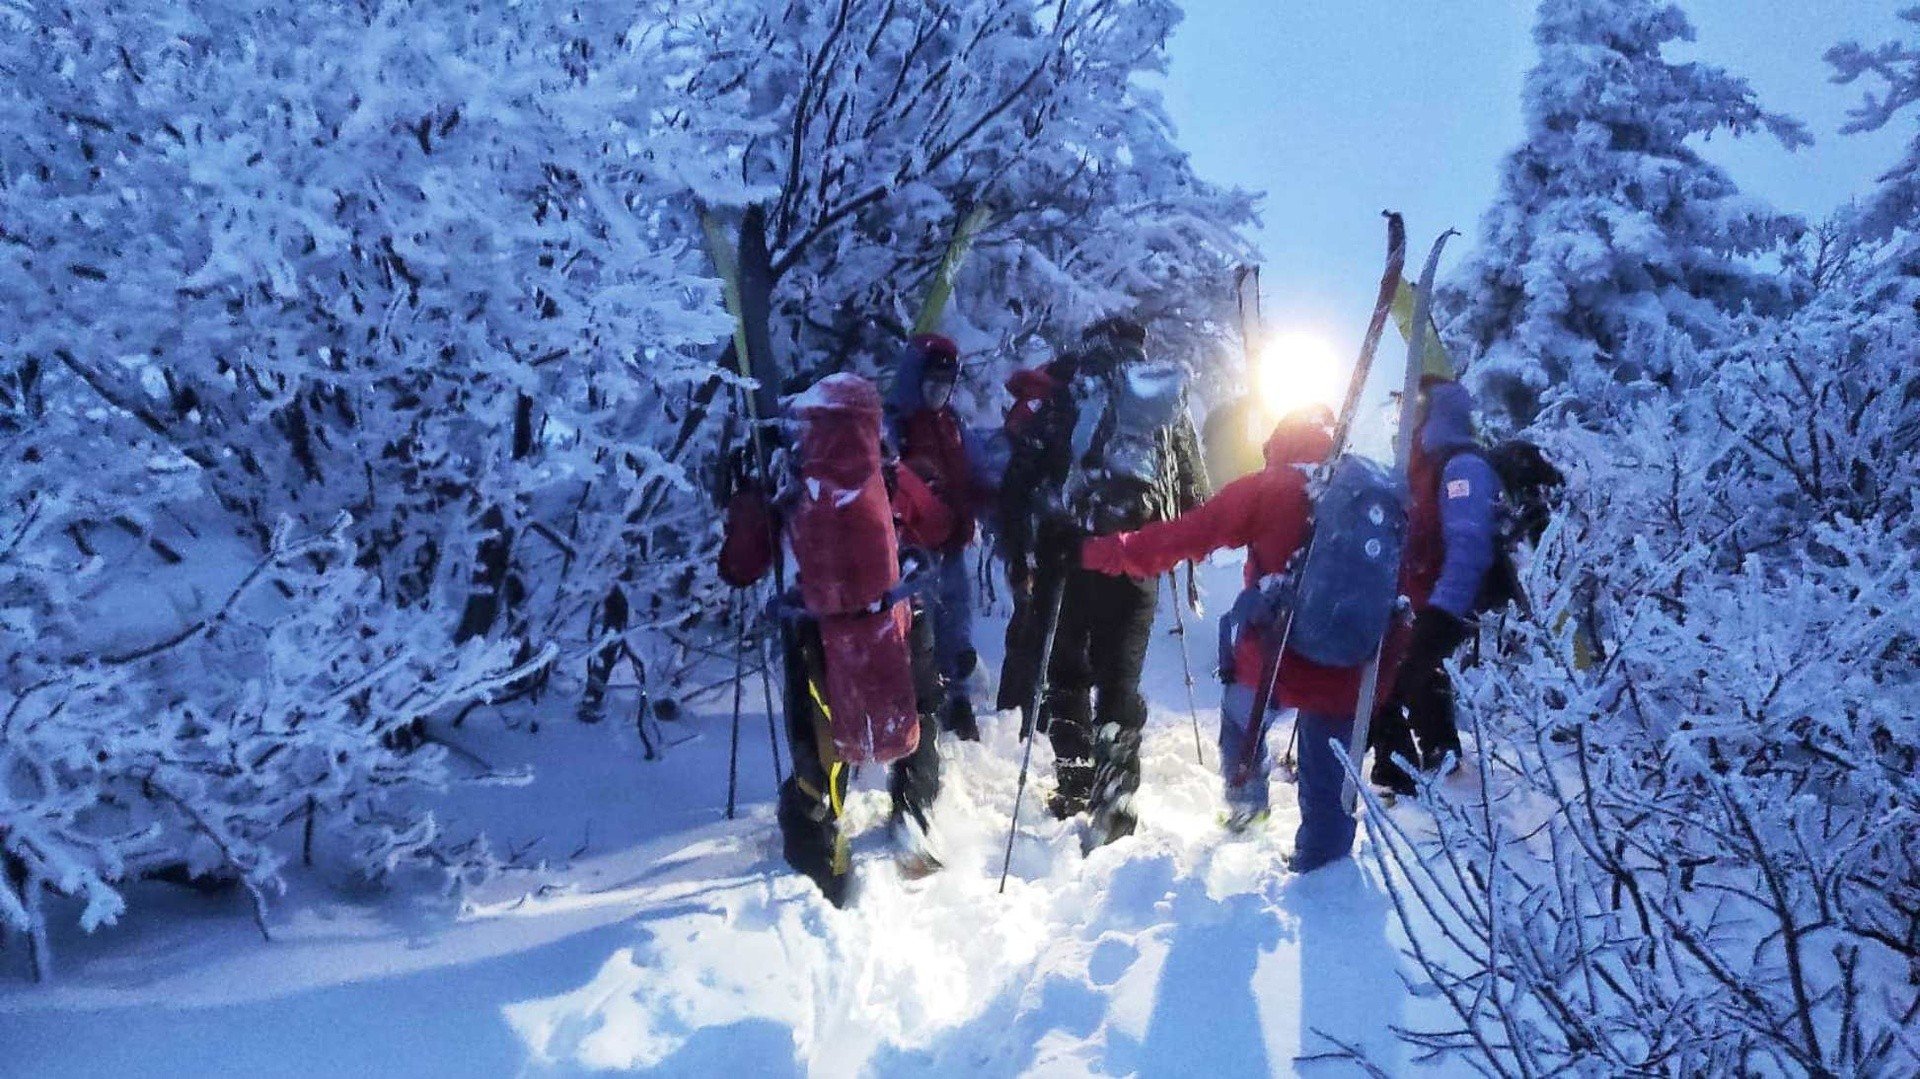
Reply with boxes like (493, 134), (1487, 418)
(1081, 535), (1130, 577)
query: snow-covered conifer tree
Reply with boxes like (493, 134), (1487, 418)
(1830, 6), (1920, 276)
(1441, 0), (1808, 422)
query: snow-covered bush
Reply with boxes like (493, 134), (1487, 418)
(1365, 284), (1920, 1073)
(1, 475), (544, 982)
(1440, 0), (1808, 424)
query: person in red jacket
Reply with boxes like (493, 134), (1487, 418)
(719, 375), (954, 906)
(894, 334), (984, 740)
(1080, 408), (1386, 872)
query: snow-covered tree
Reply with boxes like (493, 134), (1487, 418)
(1829, 6), (1920, 274)
(1440, 0), (1809, 423)
(672, 0), (1255, 401)
(0, 1), (733, 976)
(1364, 286), (1920, 1072)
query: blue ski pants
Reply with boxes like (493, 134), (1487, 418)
(1218, 686), (1357, 866)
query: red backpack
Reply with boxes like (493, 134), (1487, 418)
(787, 375), (920, 764)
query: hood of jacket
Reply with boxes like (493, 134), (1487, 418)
(1419, 380), (1478, 456)
(1262, 407), (1335, 469)
(1005, 366), (1058, 404)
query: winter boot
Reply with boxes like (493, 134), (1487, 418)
(1370, 762), (1417, 799)
(945, 695), (980, 742)
(777, 778), (852, 908)
(1048, 758), (1096, 820)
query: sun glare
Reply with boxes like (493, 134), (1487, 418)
(1255, 331), (1346, 419)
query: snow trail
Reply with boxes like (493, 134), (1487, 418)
(3, 558), (1443, 1076)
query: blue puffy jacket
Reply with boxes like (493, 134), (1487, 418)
(1419, 382), (1501, 619)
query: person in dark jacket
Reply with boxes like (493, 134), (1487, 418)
(719, 376), (955, 906)
(993, 359), (1068, 717)
(1000, 316), (1209, 850)
(892, 333), (984, 741)
(1370, 380), (1500, 794)
(1081, 409), (1396, 872)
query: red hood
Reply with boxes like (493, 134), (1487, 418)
(1005, 366), (1058, 403)
(1261, 408), (1335, 469)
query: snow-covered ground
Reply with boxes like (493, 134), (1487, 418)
(2, 558), (1448, 1076)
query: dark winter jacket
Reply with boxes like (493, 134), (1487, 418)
(999, 347), (1208, 571)
(1404, 381), (1500, 619)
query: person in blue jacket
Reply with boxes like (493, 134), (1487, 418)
(1371, 380), (1501, 795)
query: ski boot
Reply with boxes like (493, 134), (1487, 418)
(1286, 848), (1352, 875)
(777, 779), (853, 908)
(1221, 776), (1271, 834)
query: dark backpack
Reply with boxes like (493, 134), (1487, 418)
(1446, 439), (1566, 617)
(1060, 351), (1190, 533)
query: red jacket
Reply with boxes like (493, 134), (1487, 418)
(1003, 366), (1060, 439)
(902, 405), (977, 550)
(1083, 415), (1394, 716)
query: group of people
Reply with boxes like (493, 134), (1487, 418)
(720, 316), (1506, 906)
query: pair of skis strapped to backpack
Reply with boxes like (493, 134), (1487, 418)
(1235, 214), (1462, 812)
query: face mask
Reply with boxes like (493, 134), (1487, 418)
(923, 379), (955, 410)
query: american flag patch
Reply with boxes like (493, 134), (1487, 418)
(1446, 479), (1472, 499)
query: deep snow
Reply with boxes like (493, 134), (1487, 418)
(1, 557), (1447, 1076)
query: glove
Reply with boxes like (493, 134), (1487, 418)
(1080, 535), (1129, 577)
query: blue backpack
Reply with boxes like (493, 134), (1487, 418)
(1288, 455), (1407, 668)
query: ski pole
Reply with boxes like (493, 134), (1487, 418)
(1164, 571), (1206, 767)
(758, 605), (784, 790)
(999, 572), (1067, 894)
(725, 593), (747, 820)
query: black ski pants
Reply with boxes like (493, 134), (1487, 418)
(1040, 562), (1156, 801)
(1371, 606), (1470, 788)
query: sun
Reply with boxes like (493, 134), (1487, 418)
(1254, 331), (1346, 419)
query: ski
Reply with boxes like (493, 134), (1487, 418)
(1239, 212), (1407, 741)
(1340, 228), (1459, 813)
(913, 204), (993, 336)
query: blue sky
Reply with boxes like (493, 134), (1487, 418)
(1163, 1), (1912, 353)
